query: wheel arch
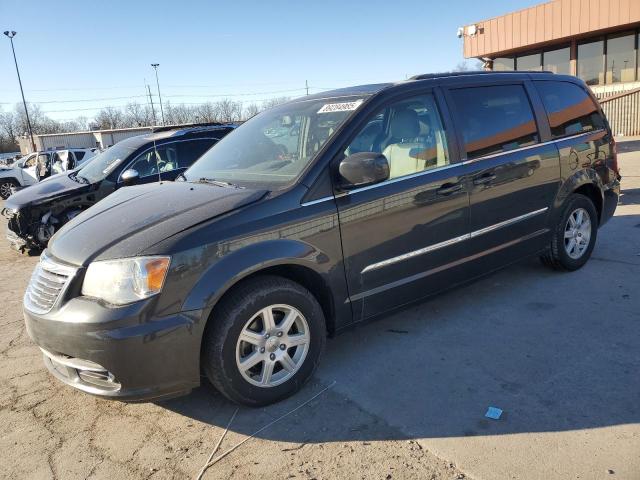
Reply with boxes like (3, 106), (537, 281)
(183, 239), (348, 336)
(553, 169), (604, 225)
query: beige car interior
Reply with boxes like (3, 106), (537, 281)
(381, 107), (449, 179)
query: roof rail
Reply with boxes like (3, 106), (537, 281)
(150, 121), (237, 133)
(409, 70), (554, 81)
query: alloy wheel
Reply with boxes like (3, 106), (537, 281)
(564, 207), (592, 259)
(0, 182), (13, 199)
(235, 304), (310, 388)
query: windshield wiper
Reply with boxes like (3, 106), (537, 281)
(69, 172), (90, 184)
(195, 177), (241, 188)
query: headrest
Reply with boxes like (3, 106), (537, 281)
(389, 109), (420, 139)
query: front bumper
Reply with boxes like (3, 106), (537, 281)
(24, 295), (208, 401)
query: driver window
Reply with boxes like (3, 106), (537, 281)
(129, 146), (175, 177)
(24, 155), (37, 168)
(344, 94), (449, 180)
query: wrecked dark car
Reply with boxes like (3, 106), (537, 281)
(2, 124), (236, 252)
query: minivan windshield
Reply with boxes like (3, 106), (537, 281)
(184, 96), (367, 188)
(76, 142), (138, 183)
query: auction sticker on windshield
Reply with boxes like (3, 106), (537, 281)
(317, 99), (363, 114)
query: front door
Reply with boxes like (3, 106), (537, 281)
(334, 91), (470, 320)
(445, 82), (561, 266)
(22, 154), (39, 184)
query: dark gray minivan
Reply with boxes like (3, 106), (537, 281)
(23, 72), (620, 406)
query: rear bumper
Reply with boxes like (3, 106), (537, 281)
(601, 178), (620, 226)
(24, 296), (208, 401)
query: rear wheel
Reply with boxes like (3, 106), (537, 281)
(540, 193), (598, 271)
(0, 179), (17, 199)
(202, 275), (326, 406)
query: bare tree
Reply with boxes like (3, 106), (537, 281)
(243, 103), (260, 119)
(94, 107), (125, 129)
(0, 108), (18, 146)
(261, 97), (290, 111)
(217, 99), (243, 122)
(194, 102), (220, 123)
(125, 102), (153, 127)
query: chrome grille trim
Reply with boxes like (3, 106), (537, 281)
(24, 254), (77, 314)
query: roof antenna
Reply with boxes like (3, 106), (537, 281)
(151, 131), (161, 184)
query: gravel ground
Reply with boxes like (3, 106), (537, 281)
(0, 213), (465, 479)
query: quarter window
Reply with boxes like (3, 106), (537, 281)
(176, 139), (215, 168)
(344, 94), (449, 180)
(449, 85), (539, 160)
(534, 81), (604, 139)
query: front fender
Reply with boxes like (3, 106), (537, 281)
(181, 239), (330, 312)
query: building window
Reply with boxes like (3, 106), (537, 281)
(516, 53), (542, 71)
(493, 57), (514, 71)
(543, 46), (571, 75)
(578, 39), (604, 86)
(606, 32), (636, 84)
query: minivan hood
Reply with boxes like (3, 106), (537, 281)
(4, 173), (88, 211)
(48, 181), (267, 266)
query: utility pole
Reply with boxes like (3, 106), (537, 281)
(305, 80), (309, 96)
(4, 31), (36, 153)
(146, 83), (157, 125)
(151, 63), (165, 125)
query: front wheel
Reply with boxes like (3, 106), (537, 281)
(0, 179), (17, 199)
(540, 193), (598, 271)
(202, 275), (326, 406)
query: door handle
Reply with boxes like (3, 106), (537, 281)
(473, 173), (496, 185)
(436, 182), (463, 196)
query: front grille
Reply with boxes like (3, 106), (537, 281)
(24, 254), (77, 314)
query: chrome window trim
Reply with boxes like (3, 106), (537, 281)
(345, 162), (462, 195)
(461, 129), (604, 164)
(361, 207), (548, 273)
(300, 196), (334, 207)
(333, 129), (603, 198)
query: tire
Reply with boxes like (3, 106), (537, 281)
(0, 179), (17, 200)
(540, 193), (598, 271)
(202, 275), (326, 406)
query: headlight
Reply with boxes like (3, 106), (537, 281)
(81, 256), (170, 305)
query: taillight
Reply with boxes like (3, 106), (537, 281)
(610, 137), (620, 177)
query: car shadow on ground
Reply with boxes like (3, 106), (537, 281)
(161, 231), (640, 444)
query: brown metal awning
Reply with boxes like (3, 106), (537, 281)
(463, 0), (640, 59)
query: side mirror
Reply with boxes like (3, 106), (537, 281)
(121, 169), (140, 186)
(338, 152), (390, 189)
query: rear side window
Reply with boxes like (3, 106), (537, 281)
(75, 151), (85, 161)
(534, 81), (605, 139)
(449, 85), (539, 160)
(176, 139), (215, 168)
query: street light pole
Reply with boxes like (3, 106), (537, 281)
(151, 63), (165, 125)
(4, 31), (36, 153)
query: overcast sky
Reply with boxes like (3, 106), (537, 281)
(1, 0), (536, 121)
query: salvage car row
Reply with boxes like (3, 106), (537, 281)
(10, 71), (621, 407)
